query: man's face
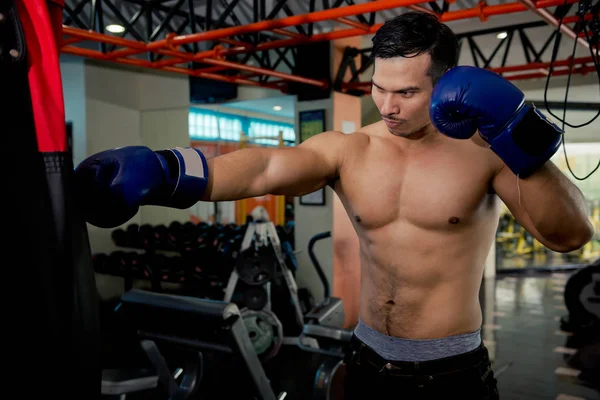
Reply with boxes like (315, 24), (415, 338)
(371, 53), (435, 138)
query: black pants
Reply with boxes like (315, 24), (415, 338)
(343, 334), (499, 399)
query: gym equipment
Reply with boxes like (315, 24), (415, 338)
(298, 232), (352, 358)
(294, 231), (352, 400)
(561, 258), (600, 331)
(244, 286), (269, 310)
(242, 308), (284, 363)
(236, 248), (277, 286)
(102, 289), (286, 400)
(225, 221), (305, 328)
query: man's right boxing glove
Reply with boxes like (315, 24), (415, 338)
(73, 146), (209, 228)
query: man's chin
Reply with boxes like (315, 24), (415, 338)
(388, 128), (411, 137)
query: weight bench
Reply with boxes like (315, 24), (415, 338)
(102, 289), (285, 400)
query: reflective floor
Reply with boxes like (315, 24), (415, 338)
(481, 271), (599, 400)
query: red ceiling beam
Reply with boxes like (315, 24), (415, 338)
(61, 0), (594, 91)
(342, 55), (596, 94)
(147, 0), (427, 50)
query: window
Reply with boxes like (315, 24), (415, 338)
(189, 108), (295, 146)
(189, 109), (243, 142)
(248, 121), (295, 146)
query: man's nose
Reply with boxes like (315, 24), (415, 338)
(381, 95), (399, 116)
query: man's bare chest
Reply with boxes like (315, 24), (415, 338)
(334, 145), (496, 231)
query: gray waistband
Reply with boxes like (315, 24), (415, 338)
(353, 318), (482, 362)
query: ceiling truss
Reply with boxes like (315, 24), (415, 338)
(62, 0), (600, 94)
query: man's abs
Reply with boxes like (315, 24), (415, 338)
(357, 218), (498, 339)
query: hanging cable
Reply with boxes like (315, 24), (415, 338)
(543, 0), (600, 180)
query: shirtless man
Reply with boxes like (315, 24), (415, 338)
(75, 11), (594, 399)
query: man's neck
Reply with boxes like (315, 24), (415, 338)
(389, 122), (442, 151)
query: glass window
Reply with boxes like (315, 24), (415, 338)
(189, 108), (295, 146)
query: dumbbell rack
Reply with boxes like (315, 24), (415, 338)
(223, 221), (305, 362)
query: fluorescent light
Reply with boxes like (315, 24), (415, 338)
(496, 32), (508, 39)
(273, 105), (282, 111)
(106, 24), (125, 34)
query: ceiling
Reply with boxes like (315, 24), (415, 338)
(62, 0), (598, 93)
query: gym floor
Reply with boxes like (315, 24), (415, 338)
(481, 271), (599, 400)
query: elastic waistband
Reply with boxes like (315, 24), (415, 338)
(353, 318), (482, 362)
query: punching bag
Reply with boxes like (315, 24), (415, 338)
(3, 0), (101, 397)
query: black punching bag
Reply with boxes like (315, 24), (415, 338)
(4, 0), (101, 397)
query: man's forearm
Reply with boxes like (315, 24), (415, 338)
(518, 162), (594, 250)
(201, 147), (271, 202)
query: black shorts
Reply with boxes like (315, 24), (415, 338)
(343, 334), (500, 399)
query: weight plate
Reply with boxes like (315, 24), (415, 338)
(313, 359), (346, 400)
(244, 286), (268, 311)
(241, 308), (283, 362)
(564, 264), (600, 324)
(236, 254), (276, 286)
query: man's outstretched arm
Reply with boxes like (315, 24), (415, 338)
(203, 130), (346, 201)
(74, 131), (347, 228)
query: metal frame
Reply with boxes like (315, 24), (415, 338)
(338, 10), (599, 95)
(62, 0), (599, 92)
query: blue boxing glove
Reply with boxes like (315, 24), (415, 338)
(74, 146), (208, 228)
(429, 66), (563, 178)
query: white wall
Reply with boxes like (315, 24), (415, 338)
(60, 55), (87, 166)
(293, 97), (335, 303)
(140, 108), (192, 226)
(65, 61), (195, 253)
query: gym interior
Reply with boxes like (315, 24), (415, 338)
(6, 0), (599, 399)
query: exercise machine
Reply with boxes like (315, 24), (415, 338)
(296, 232), (352, 400)
(561, 257), (600, 333)
(101, 289), (287, 400)
(298, 232), (352, 358)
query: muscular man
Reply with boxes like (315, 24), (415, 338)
(74, 11), (594, 399)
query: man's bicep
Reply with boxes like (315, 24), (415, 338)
(266, 132), (343, 196)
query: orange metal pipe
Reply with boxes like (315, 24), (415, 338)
(491, 56), (594, 73)
(201, 58), (328, 87)
(62, 25), (146, 49)
(141, 0), (577, 66)
(343, 56), (595, 88)
(218, 38), (254, 48)
(408, 4), (438, 14)
(335, 17), (371, 31)
(271, 28), (306, 39)
(147, 0), (427, 49)
(62, 45), (153, 68)
(62, 37), (83, 46)
(535, 0), (579, 7)
(63, 44), (284, 90)
(60, 0), (588, 82)
(503, 65), (597, 80)
(440, 0), (576, 21)
(562, 13), (595, 24)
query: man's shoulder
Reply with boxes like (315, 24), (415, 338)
(306, 128), (371, 149)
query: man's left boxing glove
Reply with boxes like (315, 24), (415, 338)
(73, 146), (209, 228)
(429, 65), (563, 178)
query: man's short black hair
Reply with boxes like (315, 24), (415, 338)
(371, 11), (459, 85)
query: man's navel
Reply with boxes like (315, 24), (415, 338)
(448, 216), (461, 224)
